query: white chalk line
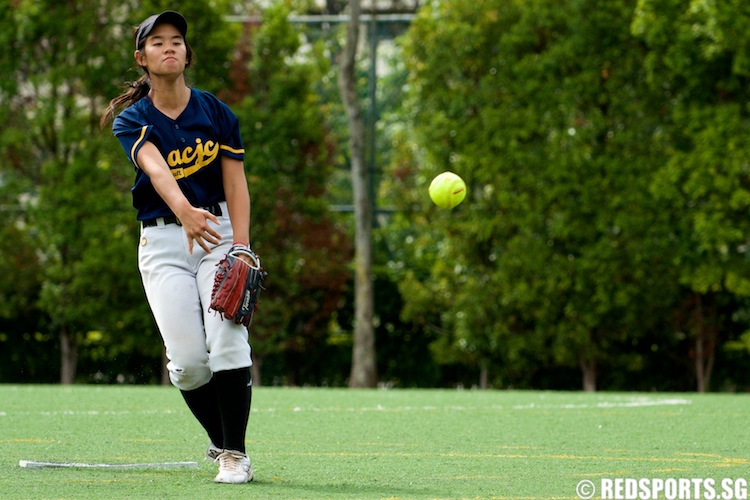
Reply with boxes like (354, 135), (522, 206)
(0, 397), (692, 417)
(283, 397), (693, 413)
(511, 398), (693, 410)
(0, 409), (182, 417)
(19, 460), (199, 469)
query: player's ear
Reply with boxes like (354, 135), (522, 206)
(134, 49), (145, 68)
(185, 43), (193, 68)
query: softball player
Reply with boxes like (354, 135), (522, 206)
(101, 11), (254, 484)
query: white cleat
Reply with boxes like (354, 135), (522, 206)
(214, 450), (253, 484)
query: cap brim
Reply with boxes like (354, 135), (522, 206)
(136, 11), (188, 48)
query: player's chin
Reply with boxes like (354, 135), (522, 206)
(154, 61), (185, 75)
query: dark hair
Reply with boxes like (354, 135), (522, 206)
(99, 28), (194, 129)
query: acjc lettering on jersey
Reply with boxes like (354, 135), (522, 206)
(167, 138), (219, 180)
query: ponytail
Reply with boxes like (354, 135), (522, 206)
(99, 74), (151, 129)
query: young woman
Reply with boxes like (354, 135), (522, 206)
(100, 11), (255, 484)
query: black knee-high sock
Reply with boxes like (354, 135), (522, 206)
(180, 377), (224, 448)
(214, 367), (252, 454)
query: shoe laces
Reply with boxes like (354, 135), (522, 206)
(217, 451), (248, 473)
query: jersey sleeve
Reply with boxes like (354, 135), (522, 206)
(112, 111), (154, 169)
(202, 91), (245, 161)
(219, 114), (245, 162)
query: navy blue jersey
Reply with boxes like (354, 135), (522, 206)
(113, 88), (245, 221)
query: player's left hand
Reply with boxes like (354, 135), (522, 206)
(209, 244), (267, 326)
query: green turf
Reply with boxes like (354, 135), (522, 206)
(0, 386), (748, 499)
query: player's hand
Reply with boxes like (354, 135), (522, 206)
(178, 206), (221, 254)
(231, 242), (254, 266)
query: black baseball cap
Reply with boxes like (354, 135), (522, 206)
(134, 11), (187, 49)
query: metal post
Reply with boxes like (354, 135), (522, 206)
(367, 12), (378, 223)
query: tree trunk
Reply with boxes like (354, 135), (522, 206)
(60, 326), (77, 384)
(579, 354), (597, 392)
(695, 323), (705, 393)
(251, 354), (263, 387)
(692, 294), (716, 393)
(161, 349), (170, 386)
(339, 0), (377, 388)
(479, 365), (488, 389)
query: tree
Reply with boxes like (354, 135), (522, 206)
(228, 2), (353, 386)
(0, 0), (240, 383)
(394, 0), (680, 390)
(338, 0), (378, 387)
(633, 0), (750, 391)
(2, 0), (141, 383)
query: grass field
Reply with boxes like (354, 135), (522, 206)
(1, 386), (748, 499)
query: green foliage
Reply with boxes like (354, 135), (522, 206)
(393, 0), (686, 388)
(0, 0), (237, 382)
(0, 0), (352, 385)
(230, 3), (353, 385)
(631, 1), (750, 381)
(3, 0), (750, 390)
(635, 0), (750, 295)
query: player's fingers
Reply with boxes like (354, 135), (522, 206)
(184, 208), (221, 254)
(204, 225), (221, 242)
(238, 255), (254, 267)
(196, 236), (213, 254)
(201, 211), (221, 242)
(204, 212), (220, 226)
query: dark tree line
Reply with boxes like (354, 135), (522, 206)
(2, 0), (750, 391)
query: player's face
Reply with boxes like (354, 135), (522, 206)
(136, 24), (187, 77)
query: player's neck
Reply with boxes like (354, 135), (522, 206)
(148, 78), (191, 118)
